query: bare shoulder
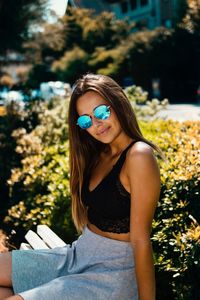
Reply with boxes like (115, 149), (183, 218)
(126, 141), (159, 176)
(128, 141), (154, 158)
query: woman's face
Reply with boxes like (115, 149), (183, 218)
(76, 91), (123, 144)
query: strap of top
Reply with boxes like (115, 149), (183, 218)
(84, 140), (137, 186)
(113, 140), (137, 172)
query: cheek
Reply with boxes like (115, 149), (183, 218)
(110, 112), (121, 129)
(86, 127), (96, 137)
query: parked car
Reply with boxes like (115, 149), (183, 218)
(4, 90), (25, 109)
(0, 88), (8, 105)
(30, 89), (41, 100)
(40, 81), (71, 100)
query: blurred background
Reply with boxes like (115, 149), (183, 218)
(0, 1), (199, 300)
(0, 0), (200, 104)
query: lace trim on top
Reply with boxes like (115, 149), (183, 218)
(88, 208), (130, 234)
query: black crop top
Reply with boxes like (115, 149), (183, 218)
(82, 140), (137, 233)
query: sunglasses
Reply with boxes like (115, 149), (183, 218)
(77, 104), (111, 129)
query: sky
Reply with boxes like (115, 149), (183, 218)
(48, 0), (68, 17)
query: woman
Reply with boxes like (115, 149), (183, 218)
(0, 74), (161, 300)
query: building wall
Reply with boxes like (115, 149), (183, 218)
(110, 0), (154, 28)
(159, 0), (179, 28)
(70, 0), (180, 30)
(104, 0), (179, 29)
(72, 0), (111, 14)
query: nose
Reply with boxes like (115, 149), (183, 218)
(92, 117), (103, 127)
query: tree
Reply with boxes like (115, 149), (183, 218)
(179, 0), (200, 35)
(0, 0), (48, 54)
(24, 20), (66, 64)
(52, 46), (89, 83)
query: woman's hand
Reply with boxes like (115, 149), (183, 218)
(4, 295), (24, 300)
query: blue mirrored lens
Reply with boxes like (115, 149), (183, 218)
(94, 105), (110, 120)
(77, 115), (92, 129)
(77, 105), (110, 129)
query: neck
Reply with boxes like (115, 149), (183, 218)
(102, 139), (134, 158)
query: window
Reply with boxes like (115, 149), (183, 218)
(121, 1), (128, 13)
(130, 0), (137, 10)
(141, 0), (148, 6)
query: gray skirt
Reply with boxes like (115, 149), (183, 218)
(12, 225), (138, 300)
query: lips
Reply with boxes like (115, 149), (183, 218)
(97, 127), (110, 135)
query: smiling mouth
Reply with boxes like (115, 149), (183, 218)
(98, 127), (110, 135)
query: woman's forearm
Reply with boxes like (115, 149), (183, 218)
(132, 239), (155, 300)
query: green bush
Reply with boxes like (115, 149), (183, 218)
(141, 119), (200, 300)
(4, 96), (75, 245)
(124, 85), (168, 119)
(6, 142), (77, 244)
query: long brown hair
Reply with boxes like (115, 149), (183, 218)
(68, 73), (163, 233)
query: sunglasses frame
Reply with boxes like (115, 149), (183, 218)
(76, 104), (111, 129)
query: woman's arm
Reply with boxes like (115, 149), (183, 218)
(126, 142), (161, 300)
(131, 237), (156, 300)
